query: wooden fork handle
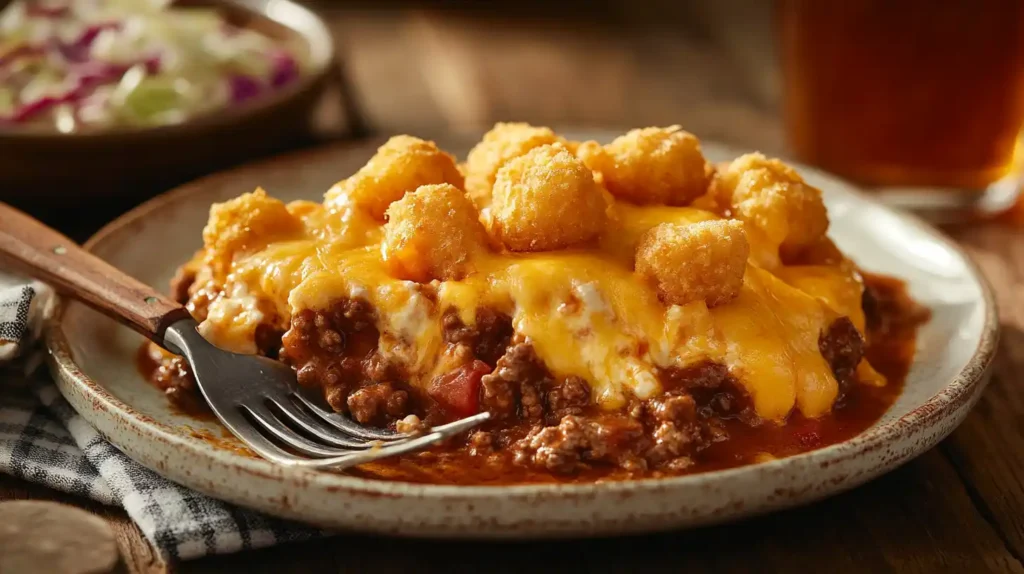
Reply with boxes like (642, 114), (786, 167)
(0, 202), (190, 343)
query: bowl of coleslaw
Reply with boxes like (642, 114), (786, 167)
(0, 0), (334, 202)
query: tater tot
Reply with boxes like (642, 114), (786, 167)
(464, 123), (563, 207)
(382, 184), (487, 282)
(203, 188), (302, 261)
(721, 153), (829, 253)
(491, 145), (609, 252)
(635, 220), (749, 307)
(326, 135), (463, 220)
(578, 126), (711, 206)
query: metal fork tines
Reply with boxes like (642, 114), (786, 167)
(163, 318), (489, 469)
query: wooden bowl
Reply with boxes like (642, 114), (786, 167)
(0, 0), (335, 206)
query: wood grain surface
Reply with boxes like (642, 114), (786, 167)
(3, 3), (1024, 573)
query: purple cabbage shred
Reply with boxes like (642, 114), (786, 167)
(228, 74), (262, 103)
(269, 51), (298, 88)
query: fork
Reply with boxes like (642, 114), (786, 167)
(0, 202), (489, 469)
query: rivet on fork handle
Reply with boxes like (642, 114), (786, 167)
(0, 201), (190, 343)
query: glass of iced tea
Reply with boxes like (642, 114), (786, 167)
(778, 0), (1024, 219)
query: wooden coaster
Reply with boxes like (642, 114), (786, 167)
(0, 501), (119, 574)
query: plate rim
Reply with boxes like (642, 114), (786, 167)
(45, 136), (1001, 502)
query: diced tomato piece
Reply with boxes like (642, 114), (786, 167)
(427, 360), (491, 417)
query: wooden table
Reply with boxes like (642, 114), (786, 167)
(4, 3), (1024, 572)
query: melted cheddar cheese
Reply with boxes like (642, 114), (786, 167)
(191, 190), (882, 422)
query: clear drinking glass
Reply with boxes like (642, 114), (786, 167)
(778, 0), (1024, 220)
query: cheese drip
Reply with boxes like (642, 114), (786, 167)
(195, 199), (880, 421)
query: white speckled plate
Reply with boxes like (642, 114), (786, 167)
(46, 132), (998, 537)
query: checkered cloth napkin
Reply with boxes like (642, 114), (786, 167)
(0, 273), (322, 561)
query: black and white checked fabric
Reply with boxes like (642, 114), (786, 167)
(0, 277), (50, 362)
(0, 276), (323, 561)
(0, 285), (32, 353)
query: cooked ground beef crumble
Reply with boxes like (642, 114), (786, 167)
(146, 272), (929, 483)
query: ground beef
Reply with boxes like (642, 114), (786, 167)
(467, 430), (494, 455)
(168, 264), (216, 322)
(290, 310), (315, 343)
(314, 313), (345, 353)
(169, 266), (196, 305)
(648, 394), (698, 424)
(659, 361), (755, 423)
(646, 421), (703, 465)
(281, 298), (416, 425)
(150, 355), (210, 416)
(323, 381), (349, 412)
(476, 343), (591, 424)
(862, 282), (881, 332)
(148, 287), (823, 475)
(519, 381), (545, 421)
(513, 414), (646, 474)
(152, 356), (194, 396)
(347, 383), (410, 425)
(254, 324), (284, 359)
(505, 362), (761, 475)
(479, 374), (517, 419)
(478, 343), (546, 419)
(472, 309), (515, 365)
(442, 308), (514, 366)
(442, 312), (474, 345)
(363, 351), (398, 383)
(640, 392), (712, 466)
(284, 302), (376, 364)
(660, 361), (731, 393)
(146, 256), (920, 481)
(546, 376), (591, 420)
(289, 302), (376, 352)
(820, 317), (865, 395)
(511, 391), (718, 474)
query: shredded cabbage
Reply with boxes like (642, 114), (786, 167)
(0, 0), (304, 131)
(0, 88), (14, 115)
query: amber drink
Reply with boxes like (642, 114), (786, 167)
(779, 0), (1024, 206)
